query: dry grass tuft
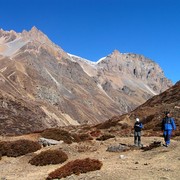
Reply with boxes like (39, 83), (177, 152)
(29, 149), (68, 166)
(46, 158), (103, 179)
(75, 144), (97, 153)
(0, 139), (41, 157)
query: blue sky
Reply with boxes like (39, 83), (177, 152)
(0, 0), (180, 84)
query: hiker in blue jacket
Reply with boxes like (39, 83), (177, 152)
(162, 111), (176, 147)
(134, 118), (143, 147)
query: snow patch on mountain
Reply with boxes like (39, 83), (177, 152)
(68, 53), (109, 66)
(67, 53), (96, 65)
(96, 57), (106, 64)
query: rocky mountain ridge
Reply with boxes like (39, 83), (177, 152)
(70, 49), (172, 112)
(0, 27), (172, 135)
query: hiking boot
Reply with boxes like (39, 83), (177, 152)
(138, 141), (142, 147)
(134, 140), (138, 146)
(163, 144), (169, 147)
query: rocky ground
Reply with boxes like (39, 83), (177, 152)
(0, 133), (180, 180)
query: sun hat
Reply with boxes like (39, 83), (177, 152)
(136, 118), (140, 122)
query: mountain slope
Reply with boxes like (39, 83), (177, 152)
(129, 81), (180, 131)
(94, 81), (179, 140)
(0, 27), (172, 135)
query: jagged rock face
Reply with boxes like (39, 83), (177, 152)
(71, 50), (172, 112)
(0, 27), (173, 135)
(96, 50), (171, 93)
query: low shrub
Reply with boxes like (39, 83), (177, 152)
(0, 139), (41, 157)
(90, 130), (101, 137)
(41, 128), (74, 144)
(95, 119), (118, 129)
(0, 141), (9, 156)
(121, 123), (129, 129)
(46, 158), (103, 179)
(29, 149), (68, 166)
(73, 133), (93, 142)
(41, 128), (93, 144)
(175, 131), (180, 136)
(142, 141), (161, 151)
(79, 133), (93, 141)
(96, 134), (115, 141)
(82, 125), (92, 131)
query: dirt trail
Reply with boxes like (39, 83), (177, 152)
(0, 135), (180, 180)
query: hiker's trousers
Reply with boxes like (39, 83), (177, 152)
(163, 130), (172, 145)
(134, 131), (141, 144)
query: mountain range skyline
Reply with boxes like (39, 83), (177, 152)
(0, 0), (180, 84)
(0, 26), (172, 134)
